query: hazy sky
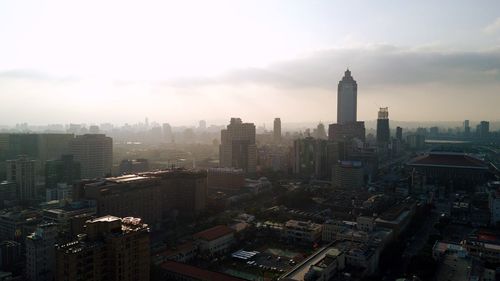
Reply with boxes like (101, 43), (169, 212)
(1, 0), (499, 126)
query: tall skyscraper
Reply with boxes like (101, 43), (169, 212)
(55, 216), (150, 281)
(337, 69), (357, 125)
(376, 107), (390, 145)
(477, 121), (490, 139)
(396, 126), (403, 141)
(219, 118), (257, 173)
(463, 120), (470, 136)
(273, 118), (281, 142)
(162, 123), (173, 142)
(315, 123), (328, 140)
(69, 134), (112, 179)
(198, 120), (207, 130)
(6, 155), (36, 201)
(25, 223), (58, 281)
(329, 69), (365, 142)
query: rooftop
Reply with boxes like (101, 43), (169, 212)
(193, 225), (234, 241)
(407, 152), (488, 169)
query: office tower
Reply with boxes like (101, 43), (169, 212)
(328, 70), (365, 142)
(55, 216), (150, 281)
(463, 120), (470, 136)
(477, 121), (490, 138)
(70, 134), (112, 179)
(315, 123), (328, 140)
(273, 118), (281, 142)
(0, 240), (21, 271)
(376, 107), (390, 145)
(6, 156), (36, 201)
(328, 122), (366, 142)
(219, 118), (257, 173)
(199, 120), (207, 130)
(0, 181), (16, 207)
(406, 134), (426, 150)
(88, 125), (99, 134)
(75, 169), (207, 224)
(25, 223), (58, 281)
(293, 137), (316, 176)
(332, 161), (364, 190)
(162, 123), (173, 142)
(429, 126), (439, 136)
(45, 155), (81, 189)
(337, 69), (357, 124)
(396, 126), (403, 141)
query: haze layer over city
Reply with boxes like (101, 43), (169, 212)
(1, 0), (500, 126)
(0, 1), (500, 281)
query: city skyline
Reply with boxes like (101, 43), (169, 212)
(1, 1), (499, 125)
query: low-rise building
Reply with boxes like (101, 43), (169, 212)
(154, 241), (198, 264)
(193, 225), (235, 257)
(283, 220), (322, 244)
(280, 246), (345, 281)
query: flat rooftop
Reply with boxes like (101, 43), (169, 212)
(407, 152), (488, 169)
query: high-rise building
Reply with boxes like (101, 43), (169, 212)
(477, 121), (490, 139)
(198, 120), (207, 130)
(55, 216), (150, 281)
(25, 223), (58, 281)
(463, 120), (470, 137)
(273, 118), (281, 142)
(376, 107), (390, 145)
(0, 133), (73, 179)
(45, 155), (81, 189)
(293, 137), (316, 176)
(6, 156), (36, 201)
(88, 125), (100, 134)
(337, 69), (357, 125)
(219, 118), (257, 173)
(332, 161), (364, 190)
(396, 127), (403, 141)
(315, 123), (328, 140)
(328, 122), (366, 142)
(328, 70), (365, 142)
(70, 134), (112, 179)
(162, 123), (173, 143)
(0, 240), (21, 271)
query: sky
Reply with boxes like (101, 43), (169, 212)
(1, 0), (499, 126)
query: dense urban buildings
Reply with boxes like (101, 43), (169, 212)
(69, 134), (112, 179)
(55, 216), (150, 281)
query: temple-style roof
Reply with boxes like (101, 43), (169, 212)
(407, 152), (488, 169)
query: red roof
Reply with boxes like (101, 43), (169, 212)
(161, 261), (246, 281)
(408, 153), (488, 169)
(193, 225), (234, 241)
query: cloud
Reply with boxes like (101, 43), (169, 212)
(484, 17), (500, 34)
(168, 45), (500, 91)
